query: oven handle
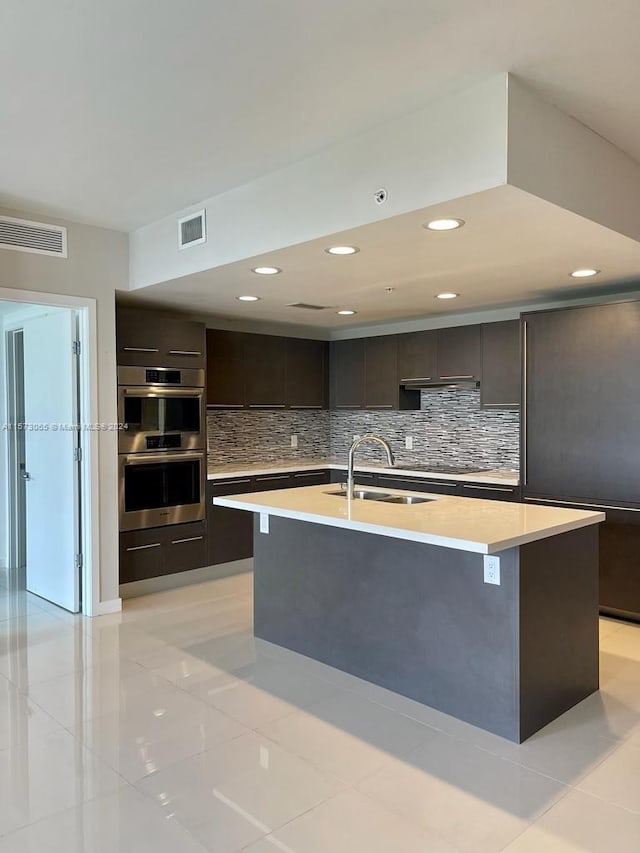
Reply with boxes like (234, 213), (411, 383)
(121, 451), (205, 466)
(119, 386), (204, 397)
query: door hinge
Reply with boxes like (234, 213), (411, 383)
(75, 553), (83, 570)
(72, 340), (81, 355)
(74, 447), (82, 462)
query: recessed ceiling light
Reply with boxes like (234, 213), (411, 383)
(325, 246), (360, 255)
(570, 268), (600, 278)
(424, 218), (465, 231)
(237, 295), (260, 302)
(251, 266), (281, 275)
(337, 309), (357, 316)
(436, 292), (459, 300)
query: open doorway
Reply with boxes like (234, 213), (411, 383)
(2, 300), (86, 613)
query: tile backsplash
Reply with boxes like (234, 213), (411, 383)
(207, 388), (519, 470)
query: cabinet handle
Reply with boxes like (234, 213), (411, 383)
(439, 374), (474, 380)
(462, 484), (514, 492)
(366, 405), (393, 409)
(400, 377), (432, 383)
(336, 405), (362, 409)
(207, 404), (244, 409)
(122, 347), (159, 353)
(294, 471), (326, 478)
(171, 535), (204, 544)
(522, 320), (528, 486)
(249, 404), (286, 409)
(525, 497), (640, 512)
(215, 478), (251, 485)
(126, 542), (161, 552)
(256, 475), (290, 482)
(482, 402), (519, 408)
(290, 405), (323, 409)
(168, 350), (202, 356)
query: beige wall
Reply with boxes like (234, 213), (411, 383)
(0, 207), (128, 604)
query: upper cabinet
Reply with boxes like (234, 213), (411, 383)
(117, 306), (205, 369)
(206, 330), (246, 408)
(286, 338), (328, 409)
(330, 339), (366, 409)
(436, 325), (481, 381)
(397, 331), (438, 384)
(207, 329), (328, 409)
(480, 320), (520, 409)
(243, 334), (287, 408)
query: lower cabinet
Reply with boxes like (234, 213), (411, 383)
(120, 520), (207, 584)
(457, 482), (521, 501)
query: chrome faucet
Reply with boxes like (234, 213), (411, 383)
(347, 434), (395, 499)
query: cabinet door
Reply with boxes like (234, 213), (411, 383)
(458, 483), (520, 502)
(161, 320), (206, 369)
(117, 308), (166, 368)
(524, 301), (640, 504)
(165, 521), (208, 572)
(330, 339), (365, 409)
(119, 528), (165, 583)
(253, 473), (294, 490)
(244, 334), (286, 408)
(481, 321), (520, 409)
(207, 477), (255, 565)
(289, 470), (331, 488)
(436, 325), (481, 381)
(285, 338), (328, 409)
(376, 475), (460, 495)
(206, 330), (246, 408)
(599, 509), (640, 618)
(364, 336), (398, 409)
(397, 331), (438, 383)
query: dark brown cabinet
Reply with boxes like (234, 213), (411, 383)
(117, 307), (205, 369)
(481, 320), (521, 409)
(397, 331), (438, 384)
(365, 336), (398, 409)
(376, 474), (461, 496)
(120, 520), (207, 584)
(330, 339), (366, 409)
(207, 476), (255, 566)
(244, 334), (286, 408)
(285, 338), (328, 409)
(436, 325), (481, 381)
(206, 330), (246, 408)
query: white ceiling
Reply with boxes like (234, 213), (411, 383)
(2, 0), (640, 232)
(121, 186), (640, 330)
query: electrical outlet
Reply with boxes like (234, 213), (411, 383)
(483, 555), (501, 585)
(259, 513), (270, 534)
(405, 436), (413, 450)
(290, 434), (298, 449)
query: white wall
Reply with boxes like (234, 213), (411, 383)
(0, 208), (128, 605)
(130, 75), (509, 289)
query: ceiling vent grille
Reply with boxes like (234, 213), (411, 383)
(0, 216), (67, 258)
(178, 209), (206, 250)
(287, 302), (329, 311)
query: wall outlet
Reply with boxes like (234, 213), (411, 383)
(483, 555), (501, 585)
(290, 434), (298, 449)
(259, 513), (270, 534)
(405, 435), (413, 450)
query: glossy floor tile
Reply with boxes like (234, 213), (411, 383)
(0, 571), (638, 851)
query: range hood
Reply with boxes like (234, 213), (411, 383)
(400, 376), (480, 390)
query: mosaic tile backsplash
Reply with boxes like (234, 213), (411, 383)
(207, 389), (520, 470)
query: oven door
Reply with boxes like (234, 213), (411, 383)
(118, 386), (205, 453)
(119, 451), (206, 531)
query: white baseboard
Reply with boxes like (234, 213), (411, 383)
(120, 559), (252, 599)
(93, 597), (122, 616)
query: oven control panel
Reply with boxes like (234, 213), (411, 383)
(146, 434), (182, 450)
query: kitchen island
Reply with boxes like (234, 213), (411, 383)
(214, 484), (604, 742)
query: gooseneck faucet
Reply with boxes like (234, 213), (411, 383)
(347, 434), (395, 499)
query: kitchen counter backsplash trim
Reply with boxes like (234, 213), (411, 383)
(207, 388), (519, 470)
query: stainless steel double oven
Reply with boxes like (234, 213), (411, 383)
(118, 366), (206, 531)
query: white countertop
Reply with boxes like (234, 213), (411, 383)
(213, 484), (603, 554)
(207, 459), (519, 486)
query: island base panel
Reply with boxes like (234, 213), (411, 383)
(253, 516), (598, 743)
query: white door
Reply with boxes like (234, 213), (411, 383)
(22, 310), (80, 612)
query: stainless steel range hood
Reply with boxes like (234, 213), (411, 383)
(400, 376), (480, 390)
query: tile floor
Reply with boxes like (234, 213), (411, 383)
(0, 570), (639, 851)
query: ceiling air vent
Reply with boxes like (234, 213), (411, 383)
(178, 209), (206, 250)
(287, 303), (329, 311)
(0, 216), (67, 258)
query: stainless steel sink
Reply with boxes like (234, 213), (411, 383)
(325, 489), (394, 501)
(325, 489), (436, 505)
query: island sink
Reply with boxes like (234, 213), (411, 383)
(325, 488), (435, 505)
